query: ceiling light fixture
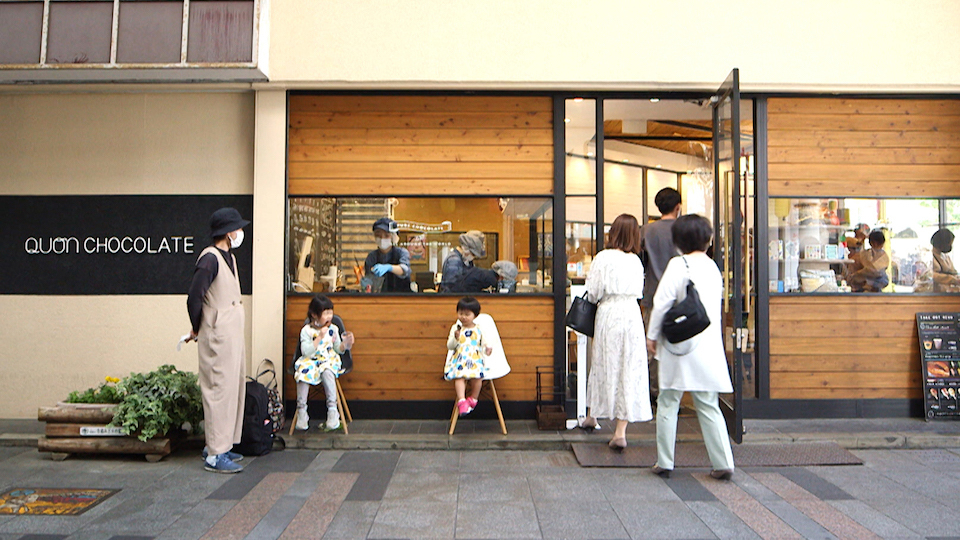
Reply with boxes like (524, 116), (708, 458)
(650, 98), (660, 103)
(573, 97), (584, 102)
(564, 118), (570, 123)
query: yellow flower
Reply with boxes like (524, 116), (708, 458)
(105, 376), (120, 384)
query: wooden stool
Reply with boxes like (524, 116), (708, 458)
(449, 379), (507, 435)
(289, 378), (351, 435)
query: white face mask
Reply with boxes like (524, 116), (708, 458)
(462, 251), (474, 263)
(230, 229), (244, 249)
(378, 238), (392, 250)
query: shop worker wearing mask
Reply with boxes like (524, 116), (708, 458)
(440, 230), (486, 292)
(364, 218), (412, 293)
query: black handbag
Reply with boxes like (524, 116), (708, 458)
(661, 258), (710, 344)
(565, 292), (597, 337)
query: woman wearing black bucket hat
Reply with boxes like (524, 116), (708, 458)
(186, 207), (250, 474)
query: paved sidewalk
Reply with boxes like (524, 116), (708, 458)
(3, 417), (960, 451)
(3, 445), (960, 539)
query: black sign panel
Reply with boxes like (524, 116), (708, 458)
(0, 195), (253, 295)
(917, 312), (960, 420)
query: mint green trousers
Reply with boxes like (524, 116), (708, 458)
(656, 389), (734, 471)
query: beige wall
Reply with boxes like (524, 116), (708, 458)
(0, 92), (256, 418)
(268, 0), (960, 91)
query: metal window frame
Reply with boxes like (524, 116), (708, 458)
(1, 0), (259, 68)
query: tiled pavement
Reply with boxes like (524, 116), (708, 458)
(3, 444), (960, 539)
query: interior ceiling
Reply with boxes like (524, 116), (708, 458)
(604, 119), (713, 158)
(565, 99), (754, 159)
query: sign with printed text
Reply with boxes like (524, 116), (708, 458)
(917, 313), (960, 420)
(0, 195), (253, 295)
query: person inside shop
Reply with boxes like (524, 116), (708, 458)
(638, 187), (682, 411)
(363, 218), (412, 293)
(440, 230), (486, 292)
(930, 228), (960, 292)
(492, 260), (518, 293)
(847, 229), (890, 292)
(186, 207), (250, 474)
(451, 260), (519, 293)
(846, 222), (871, 256)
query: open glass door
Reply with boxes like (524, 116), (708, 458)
(712, 69), (745, 443)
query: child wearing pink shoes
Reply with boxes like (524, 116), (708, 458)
(444, 297), (493, 415)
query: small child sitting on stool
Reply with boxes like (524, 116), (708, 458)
(444, 297), (493, 415)
(294, 294), (354, 431)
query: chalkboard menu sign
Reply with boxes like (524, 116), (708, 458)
(917, 313), (960, 420)
(0, 195), (253, 295)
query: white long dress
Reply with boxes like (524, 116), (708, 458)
(585, 249), (652, 423)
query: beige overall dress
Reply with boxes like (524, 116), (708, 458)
(197, 246), (246, 456)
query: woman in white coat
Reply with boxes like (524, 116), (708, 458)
(586, 214), (652, 452)
(645, 214), (735, 480)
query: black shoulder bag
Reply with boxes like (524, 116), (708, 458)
(565, 292), (597, 337)
(661, 257), (710, 344)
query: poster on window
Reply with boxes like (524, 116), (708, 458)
(917, 313), (960, 420)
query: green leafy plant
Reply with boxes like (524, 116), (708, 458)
(66, 376), (123, 404)
(108, 365), (204, 441)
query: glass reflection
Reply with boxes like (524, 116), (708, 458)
(288, 197), (553, 294)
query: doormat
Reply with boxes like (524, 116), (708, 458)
(0, 488), (120, 515)
(572, 442), (863, 468)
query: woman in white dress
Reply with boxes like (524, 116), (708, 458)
(585, 213), (652, 452)
(645, 214), (735, 480)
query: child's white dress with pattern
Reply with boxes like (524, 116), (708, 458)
(444, 324), (486, 380)
(294, 324), (343, 385)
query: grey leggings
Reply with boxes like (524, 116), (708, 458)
(296, 370), (337, 410)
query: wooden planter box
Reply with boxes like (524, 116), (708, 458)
(37, 403), (171, 462)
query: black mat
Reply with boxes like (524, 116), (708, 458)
(572, 441), (863, 468)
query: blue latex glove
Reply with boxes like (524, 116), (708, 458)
(372, 263), (392, 276)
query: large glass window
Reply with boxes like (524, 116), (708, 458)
(768, 197), (945, 294)
(288, 197), (553, 295)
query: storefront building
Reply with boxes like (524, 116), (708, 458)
(2, 1), (960, 431)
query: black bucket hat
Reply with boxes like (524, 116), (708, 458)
(210, 207), (250, 237)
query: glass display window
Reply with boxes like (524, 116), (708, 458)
(768, 197), (942, 294)
(288, 196), (553, 295)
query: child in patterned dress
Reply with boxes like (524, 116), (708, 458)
(294, 295), (354, 431)
(444, 297), (493, 416)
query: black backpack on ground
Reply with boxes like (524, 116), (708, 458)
(233, 377), (279, 456)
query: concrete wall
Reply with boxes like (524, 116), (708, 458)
(267, 0), (960, 91)
(0, 92), (256, 418)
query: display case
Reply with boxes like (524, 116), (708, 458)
(768, 197), (946, 294)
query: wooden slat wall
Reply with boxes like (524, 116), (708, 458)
(769, 296), (960, 399)
(768, 98), (960, 197)
(283, 295), (554, 402)
(288, 95), (554, 196)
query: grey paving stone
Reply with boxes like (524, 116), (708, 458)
(0, 447), (30, 463)
(459, 451), (524, 471)
(760, 499), (834, 539)
(519, 451), (578, 469)
(321, 500), (380, 540)
(662, 472), (718, 502)
(418, 422), (451, 435)
(331, 451), (401, 502)
(455, 500), (541, 539)
(611, 500), (716, 540)
(395, 451), (460, 472)
(381, 471), (459, 504)
(532, 499), (629, 540)
(594, 469), (683, 502)
(367, 501), (457, 539)
(154, 499), (235, 540)
(686, 500), (762, 540)
(107, 536), (155, 540)
(61, 533), (123, 540)
(390, 421), (421, 435)
(458, 473), (532, 503)
(246, 495), (307, 540)
(778, 468), (853, 500)
(826, 500), (922, 539)
(17, 536), (70, 540)
(526, 472), (605, 502)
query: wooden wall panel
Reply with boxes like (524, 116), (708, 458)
(283, 295), (554, 403)
(769, 296), (960, 399)
(288, 95), (554, 196)
(767, 98), (960, 197)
